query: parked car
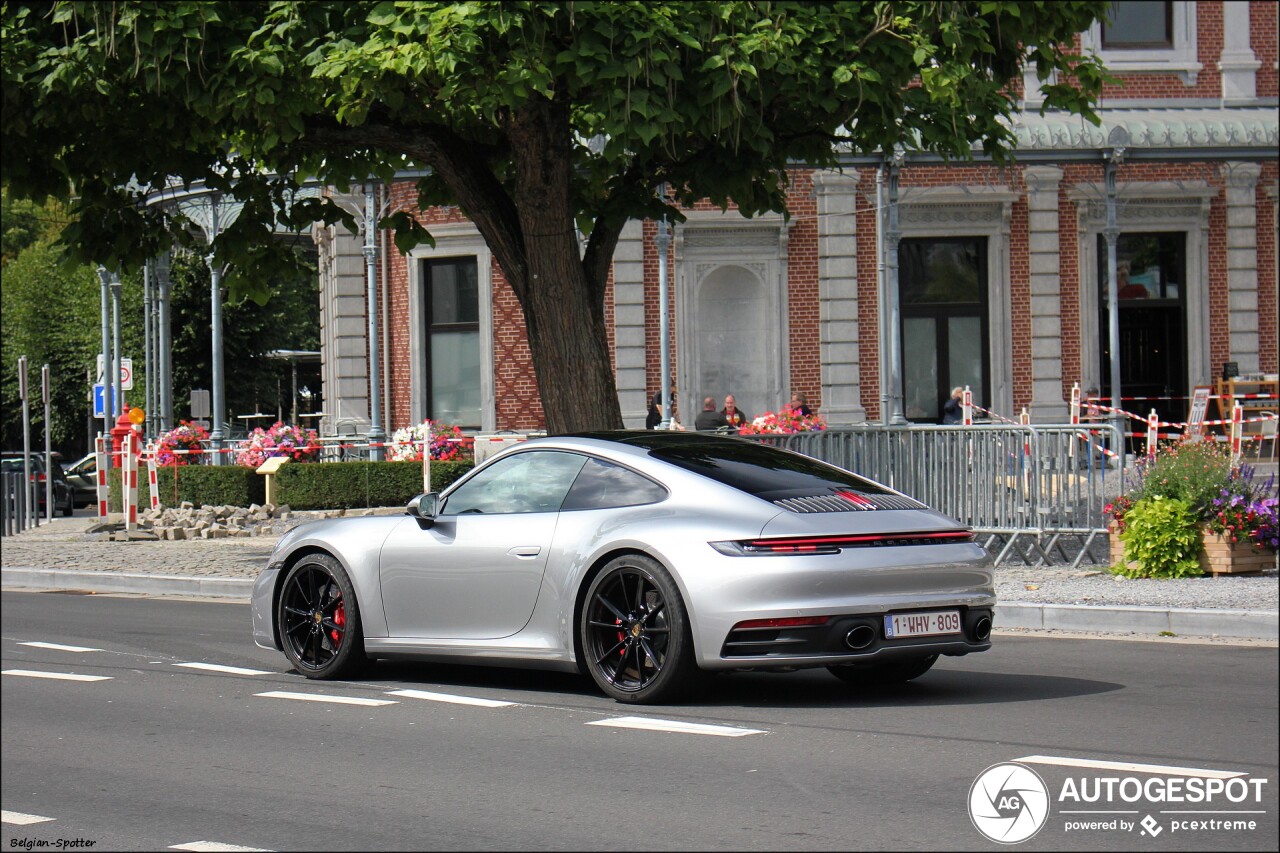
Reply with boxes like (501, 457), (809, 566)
(0, 452), (74, 517)
(62, 452), (98, 508)
(252, 431), (994, 703)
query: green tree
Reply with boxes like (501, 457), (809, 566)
(2, 1), (1109, 433)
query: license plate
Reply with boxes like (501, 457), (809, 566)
(884, 610), (962, 639)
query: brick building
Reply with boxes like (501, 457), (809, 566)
(314, 0), (1278, 440)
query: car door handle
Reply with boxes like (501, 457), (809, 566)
(508, 546), (541, 559)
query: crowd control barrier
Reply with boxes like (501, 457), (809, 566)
(744, 423), (1127, 568)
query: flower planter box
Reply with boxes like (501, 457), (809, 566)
(1107, 521), (1128, 569)
(1198, 530), (1278, 577)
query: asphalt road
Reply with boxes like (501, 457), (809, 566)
(2, 591), (1277, 852)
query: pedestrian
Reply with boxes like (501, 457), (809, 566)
(694, 396), (729, 431)
(646, 382), (677, 429)
(721, 395), (749, 428)
(942, 387), (964, 425)
(785, 391), (812, 417)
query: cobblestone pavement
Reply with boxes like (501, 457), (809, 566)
(1, 513), (1276, 613)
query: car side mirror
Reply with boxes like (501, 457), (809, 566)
(407, 492), (440, 527)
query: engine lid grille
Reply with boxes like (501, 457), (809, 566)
(773, 491), (925, 513)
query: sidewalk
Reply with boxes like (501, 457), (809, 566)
(3, 513), (1276, 641)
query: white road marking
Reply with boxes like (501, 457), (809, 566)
(1, 810), (55, 825)
(386, 689), (517, 708)
(18, 641), (102, 653)
(587, 716), (766, 737)
(174, 662), (273, 676)
(1015, 755), (1247, 778)
(254, 690), (396, 707)
(2, 669), (111, 682)
(169, 843), (272, 852)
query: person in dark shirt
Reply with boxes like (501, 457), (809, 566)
(646, 383), (677, 429)
(785, 391), (812, 417)
(942, 386), (964, 425)
(694, 396), (729, 431)
(721, 395), (749, 428)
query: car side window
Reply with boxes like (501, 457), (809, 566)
(561, 457), (667, 511)
(443, 450), (588, 515)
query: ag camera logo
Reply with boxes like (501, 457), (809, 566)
(969, 762), (1051, 843)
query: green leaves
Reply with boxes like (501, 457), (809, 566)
(1116, 497), (1206, 579)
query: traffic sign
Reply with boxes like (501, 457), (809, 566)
(93, 383), (116, 418)
(96, 355), (134, 390)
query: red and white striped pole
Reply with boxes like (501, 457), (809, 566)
(1019, 407), (1031, 492)
(421, 420), (432, 494)
(1068, 382), (1080, 460)
(962, 387), (973, 426)
(1230, 401), (1244, 467)
(123, 431), (138, 530)
(95, 435), (109, 520)
(1146, 409), (1160, 460)
(147, 443), (161, 511)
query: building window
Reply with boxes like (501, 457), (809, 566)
(1102, 1), (1173, 49)
(898, 238), (989, 423)
(1080, 1), (1199, 84)
(424, 257), (481, 429)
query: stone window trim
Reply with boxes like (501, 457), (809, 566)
(893, 186), (1018, 420)
(1069, 179), (1215, 392)
(1079, 1), (1201, 86)
(405, 225), (496, 432)
(672, 210), (791, 425)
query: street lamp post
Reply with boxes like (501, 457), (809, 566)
(97, 267), (113, 466)
(362, 183), (386, 461)
(154, 252), (173, 434)
(110, 272), (123, 417)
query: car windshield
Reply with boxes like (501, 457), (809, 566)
(640, 437), (894, 502)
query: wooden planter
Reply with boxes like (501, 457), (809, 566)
(1107, 521), (1125, 568)
(1199, 529), (1278, 577)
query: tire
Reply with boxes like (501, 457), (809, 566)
(827, 654), (938, 686)
(580, 554), (699, 704)
(277, 553), (366, 679)
(62, 502), (74, 517)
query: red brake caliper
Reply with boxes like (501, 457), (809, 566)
(331, 602), (345, 645)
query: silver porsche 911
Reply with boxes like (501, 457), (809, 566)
(252, 431), (994, 703)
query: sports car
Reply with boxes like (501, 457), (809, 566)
(252, 431), (994, 703)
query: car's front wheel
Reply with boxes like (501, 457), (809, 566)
(827, 654), (938, 686)
(277, 554), (365, 679)
(580, 554), (698, 704)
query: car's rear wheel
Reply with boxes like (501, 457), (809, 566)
(278, 554), (365, 679)
(827, 654), (938, 686)
(580, 554), (698, 704)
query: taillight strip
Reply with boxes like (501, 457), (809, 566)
(743, 530), (973, 550)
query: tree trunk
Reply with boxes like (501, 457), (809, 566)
(505, 99), (624, 434)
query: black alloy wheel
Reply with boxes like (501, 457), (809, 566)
(278, 554), (365, 679)
(827, 654), (938, 686)
(580, 554), (698, 704)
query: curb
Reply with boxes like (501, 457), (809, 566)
(4, 568), (1277, 641)
(2, 567), (254, 600)
(997, 602), (1279, 641)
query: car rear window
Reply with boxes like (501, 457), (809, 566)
(647, 440), (894, 502)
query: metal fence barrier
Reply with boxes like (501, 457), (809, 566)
(744, 423), (1126, 568)
(1, 470), (36, 537)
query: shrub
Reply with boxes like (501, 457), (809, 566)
(111, 463), (264, 509)
(1116, 496), (1204, 579)
(272, 460), (473, 510)
(1127, 439), (1231, 521)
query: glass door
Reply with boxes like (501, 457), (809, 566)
(899, 238), (990, 422)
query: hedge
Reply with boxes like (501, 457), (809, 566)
(110, 464), (264, 510)
(273, 460), (472, 510)
(107, 460), (473, 511)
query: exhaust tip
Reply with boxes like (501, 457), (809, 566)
(973, 616), (992, 642)
(845, 624), (876, 650)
